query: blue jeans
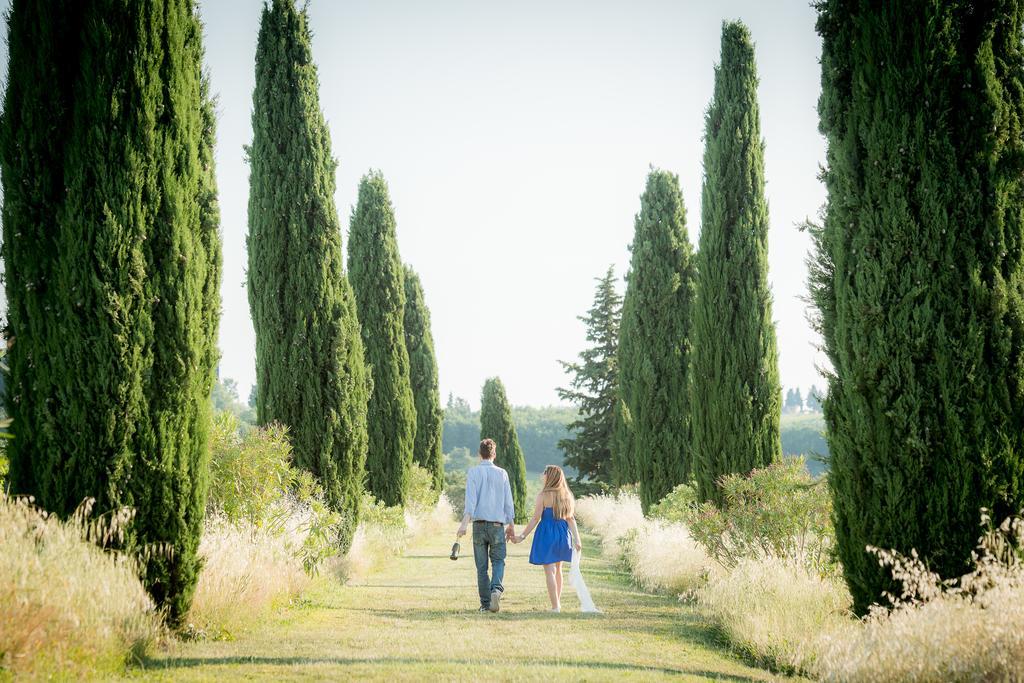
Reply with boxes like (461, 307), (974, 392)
(472, 522), (506, 608)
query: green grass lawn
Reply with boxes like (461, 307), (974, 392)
(130, 527), (787, 681)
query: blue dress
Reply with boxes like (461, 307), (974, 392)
(529, 507), (573, 565)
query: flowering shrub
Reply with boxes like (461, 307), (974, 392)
(683, 458), (836, 577)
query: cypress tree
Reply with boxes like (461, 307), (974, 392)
(617, 170), (697, 513)
(480, 377), (528, 522)
(1, 0), (221, 625)
(691, 22), (781, 506)
(247, 0), (369, 544)
(557, 265), (622, 486)
(610, 398), (635, 487)
(348, 172), (416, 506)
(403, 265), (444, 495)
(811, 0), (1024, 614)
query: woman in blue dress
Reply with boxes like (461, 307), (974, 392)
(514, 465), (582, 612)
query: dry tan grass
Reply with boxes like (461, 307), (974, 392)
(575, 492), (648, 559)
(186, 510), (313, 638)
(581, 491), (1024, 681)
(622, 520), (715, 594)
(695, 556), (853, 675)
(577, 492), (852, 676)
(818, 587), (1024, 682)
(817, 517), (1024, 682)
(336, 494), (455, 582)
(577, 493), (714, 594)
(0, 495), (162, 678)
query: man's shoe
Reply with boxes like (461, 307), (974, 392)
(489, 588), (502, 613)
(478, 606), (489, 612)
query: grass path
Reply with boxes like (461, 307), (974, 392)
(132, 527), (783, 681)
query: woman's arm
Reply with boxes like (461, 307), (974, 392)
(516, 495), (545, 541)
(568, 516), (582, 551)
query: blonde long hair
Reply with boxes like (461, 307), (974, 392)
(542, 465), (575, 520)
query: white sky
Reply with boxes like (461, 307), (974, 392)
(4, 1), (829, 409)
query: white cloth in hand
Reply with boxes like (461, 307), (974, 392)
(569, 548), (600, 613)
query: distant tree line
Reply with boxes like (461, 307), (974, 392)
(442, 395), (575, 475)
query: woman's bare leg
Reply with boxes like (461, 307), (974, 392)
(555, 562), (563, 601)
(544, 563), (560, 610)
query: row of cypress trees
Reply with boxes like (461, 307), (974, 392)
(611, 6), (1024, 620)
(0, 0), (221, 626)
(247, 1), (445, 532)
(0, 0), (446, 625)
(612, 21), (779, 513)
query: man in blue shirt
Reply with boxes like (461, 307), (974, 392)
(456, 438), (516, 612)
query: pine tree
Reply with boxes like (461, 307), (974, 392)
(616, 170), (697, 513)
(1, 0), (221, 625)
(403, 265), (444, 494)
(348, 172), (417, 506)
(557, 265), (622, 486)
(811, 0), (1024, 615)
(480, 377), (528, 522)
(247, 0), (369, 545)
(690, 22), (781, 505)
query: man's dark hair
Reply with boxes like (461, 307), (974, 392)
(479, 438), (496, 459)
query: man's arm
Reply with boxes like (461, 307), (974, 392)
(503, 473), (516, 539)
(457, 469), (477, 537)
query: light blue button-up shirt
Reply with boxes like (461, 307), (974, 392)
(463, 460), (515, 525)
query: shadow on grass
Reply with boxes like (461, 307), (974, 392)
(139, 654), (761, 681)
(342, 606), (609, 621)
(346, 583), (467, 589)
(331, 604), (726, 650)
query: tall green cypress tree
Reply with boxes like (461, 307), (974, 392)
(610, 398), (635, 487)
(617, 170), (697, 513)
(348, 172), (416, 506)
(558, 266), (622, 486)
(247, 0), (369, 545)
(1, 0), (221, 625)
(811, 0), (1024, 615)
(403, 265), (444, 495)
(691, 22), (781, 505)
(480, 377), (528, 522)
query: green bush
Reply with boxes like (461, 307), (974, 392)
(648, 482), (699, 523)
(405, 463), (439, 515)
(352, 462), (440, 540)
(684, 458), (835, 577)
(208, 412), (292, 530)
(207, 411), (345, 575)
(358, 491), (406, 532)
(444, 469), (467, 517)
